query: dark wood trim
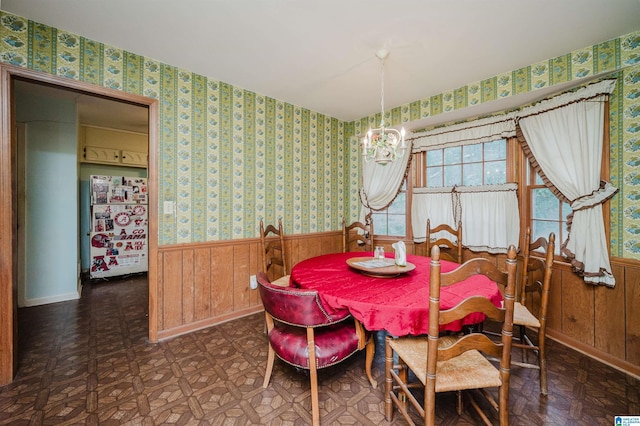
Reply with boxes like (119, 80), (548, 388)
(157, 306), (264, 341)
(0, 64), (159, 384)
(0, 65), (16, 385)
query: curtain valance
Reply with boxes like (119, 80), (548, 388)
(410, 79), (617, 153)
(411, 113), (516, 152)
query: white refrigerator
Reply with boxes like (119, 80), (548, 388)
(89, 175), (148, 278)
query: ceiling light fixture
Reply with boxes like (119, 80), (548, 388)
(362, 49), (406, 165)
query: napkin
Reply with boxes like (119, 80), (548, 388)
(392, 241), (407, 266)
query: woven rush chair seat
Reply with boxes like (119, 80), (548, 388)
(513, 302), (540, 328)
(387, 335), (502, 393)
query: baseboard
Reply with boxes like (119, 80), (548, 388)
(547, 329), (640, 380)
(22, 291), (80, 307)
(157, 305), (264, 341)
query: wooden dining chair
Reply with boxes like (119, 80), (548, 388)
(514, 227), (555, 395)
(342, 212), (374, 252)
(259, 219), (290, 287)
(257, 272), (374, 426)
(385, 244), (518, 426)
(426, 219), (463, 263)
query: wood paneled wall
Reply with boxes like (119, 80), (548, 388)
(156, 233), (640, 378)
(156, 231), (343, 339)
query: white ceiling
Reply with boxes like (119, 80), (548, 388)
(4, 0), (640, 132)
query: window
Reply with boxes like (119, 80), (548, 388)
(374, 139), (510, 239)
(372, 181), (406, 237)
(425, 139), (507, 188)
(426, 139), (507, 188)
(527, 170), (571, 255)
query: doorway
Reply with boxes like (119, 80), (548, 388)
(0, 65), (159, 385)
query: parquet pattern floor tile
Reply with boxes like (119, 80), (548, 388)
(1, 274), (638, 425)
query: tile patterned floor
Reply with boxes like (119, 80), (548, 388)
(0, 274), (638, 425)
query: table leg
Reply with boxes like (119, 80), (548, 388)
(365, 336), (376, 388)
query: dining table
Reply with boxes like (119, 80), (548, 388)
(290, 251), (503, 337)
(289, 251), (504, 388)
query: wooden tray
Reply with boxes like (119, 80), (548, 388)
(346, 256), (416, 278)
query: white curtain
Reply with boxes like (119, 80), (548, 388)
(412, 188), (459, 243)
(517, 80), (617, 286)
(457, 184), (520, 253)
(412, 184), (519, 253)
(360, 140), (412, 218)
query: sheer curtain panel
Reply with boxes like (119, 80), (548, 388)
(411, 188), (459, 243)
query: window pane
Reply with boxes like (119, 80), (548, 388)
(485, 160), (506, 185)
(484, 139), (506, 161)
(387, 215), (405, 236)
(427, 167), (442, 188)
(372, 213), (387, 235)
(443, 146), (461, 164)
(532, 188), (559, 220)
(535, 172), (543, 185)
(388, 193), (405, 214)
(562, 201), (572, 218)
(463, 163), (482, 186)
(427, 150), (442, 166)
(463, 144), (482, 163)
(444, 164), (462, 186)
(533, 220), (560, 245)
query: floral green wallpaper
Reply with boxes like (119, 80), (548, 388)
(0, 10), (638, 258)
(0, 12), (352, 245)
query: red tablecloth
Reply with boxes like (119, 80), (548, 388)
(290, 252), (503, 336)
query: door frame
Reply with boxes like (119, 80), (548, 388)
(0, 64), (159, 385)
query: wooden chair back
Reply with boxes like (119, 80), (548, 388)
(426, 219), (463, 263)
(520, 227), (555, 316)
(342, 212), (374, 252)
(426, 244), (518, 425)
(259, 219), (288, 281)
(514, 227), (555, 395)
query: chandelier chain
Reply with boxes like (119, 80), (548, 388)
(380, 57), (385, 119)
(361, 49), (406, 165)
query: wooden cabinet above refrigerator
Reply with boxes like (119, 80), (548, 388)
(80, 125), (148, 168)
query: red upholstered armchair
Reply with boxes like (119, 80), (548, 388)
(257, 272), (373, 426)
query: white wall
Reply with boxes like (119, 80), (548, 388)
(16, 92), (79, 306)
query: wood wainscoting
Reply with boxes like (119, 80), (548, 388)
(156, 231), (343, 340)
(157, 233), (640, 379)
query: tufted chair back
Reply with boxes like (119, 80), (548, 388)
(258, 274), (350, 327)
(257, 272), (371, 426)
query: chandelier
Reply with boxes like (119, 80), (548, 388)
(362, 49), (406, 165)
